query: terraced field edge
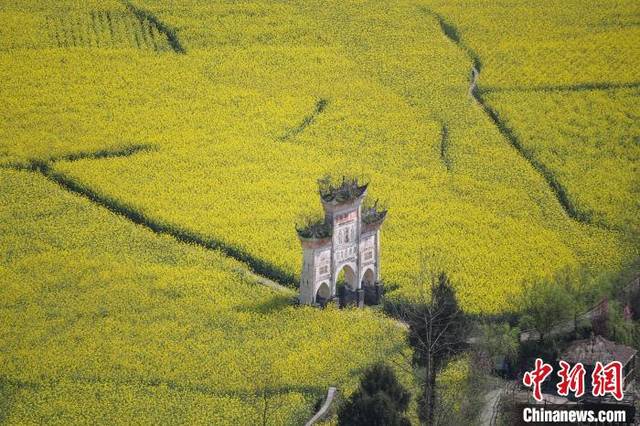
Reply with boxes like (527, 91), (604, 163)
(6, 158), (297, 288)
(481, 81), (640, 94)
(278, 98), (328, 141)
(123, 0), (186, 54)
(421, 6), (597, 226)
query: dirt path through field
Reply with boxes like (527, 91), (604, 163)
(480, 382), (506, 426)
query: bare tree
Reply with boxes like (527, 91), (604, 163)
(389, 268), (467, 424)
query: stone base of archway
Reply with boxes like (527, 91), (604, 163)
(307, 282), (384, 308)
(337, 287), (364, 308)
(363, 282), (384, 306)
(314, 295), (330, 308)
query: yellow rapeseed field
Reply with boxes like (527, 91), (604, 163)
(425, 0), (640, 237)
(425, 0), (640, 88)
(485, 89), (639, 234)
(0, 169), (411, 423)
(43, 0), (635, 312)
(1, 0), (638, 423)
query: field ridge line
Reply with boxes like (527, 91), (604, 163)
(5, 160), (296, 291)
(481, 81), (640, 94)
(278, 98), (329, 141)
(122, 0), (186, 54)
(421, 6), (601, 227)
(48, 144), (156, 163)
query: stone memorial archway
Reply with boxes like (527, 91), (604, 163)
(296, 178), (386, 307)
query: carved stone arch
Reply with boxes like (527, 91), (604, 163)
(334, 262), (358, 291)
(315, 281), (331, 304)
(361, 267), (376, 287)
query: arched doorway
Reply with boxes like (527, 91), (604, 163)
(361, 267), (383, 306)
(315, 281), (331, 305)
(335, 264), (359, 307)
(335, 264), (357, 291)
(361, 268), (375, 287)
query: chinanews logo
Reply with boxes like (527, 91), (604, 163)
(518, 358), (635, 425)
(523, 357), (624, 402)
